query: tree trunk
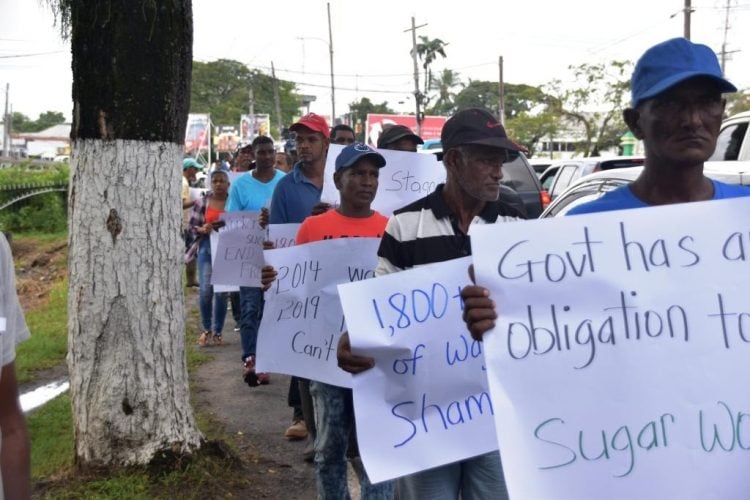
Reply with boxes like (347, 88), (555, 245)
(66, 0), (201, 466)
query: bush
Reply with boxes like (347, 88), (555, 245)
(0, 165), (68, 233)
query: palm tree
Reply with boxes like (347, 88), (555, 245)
(429, 69), (463, 116)
(413, 36), (448, 107)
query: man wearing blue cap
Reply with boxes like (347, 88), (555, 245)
(263, 143), (393, 498)
(462, 39), (750, 339)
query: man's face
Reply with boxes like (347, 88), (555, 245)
(254, 142), (276, 170)
(184, 167), (198, 182)
(335, 159), (380, 209)
(628, 77), (725, 166)
(383, 137), (419, 152)
(448, 145), (506, 202)
(332, 129), (355, 145)
(235, 147), (255, 170)
(294, 128), (328, 164)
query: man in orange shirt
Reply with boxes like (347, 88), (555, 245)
(264, 142), (393, 498)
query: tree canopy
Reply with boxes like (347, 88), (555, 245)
(10, 111), (66, 133)
(190, 59), (302, 137)
(348, 97), (395, 141)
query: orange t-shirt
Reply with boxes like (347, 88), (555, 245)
(295, 210), (388, 245)
(205, 205), (223, 225)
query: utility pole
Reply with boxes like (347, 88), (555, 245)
(497, 56), (505, 126)
(719, 0), (739, 75)
(405, 17), (428, 136)
(683, 0), (692, 40)
(327, 3), (336, 124)
(2, 83), (9, 157)
(271, 62), (283, 139)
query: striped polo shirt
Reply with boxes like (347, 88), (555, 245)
(376, 184), (526, 276)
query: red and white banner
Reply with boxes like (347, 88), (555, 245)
(365, 114), (447, 146)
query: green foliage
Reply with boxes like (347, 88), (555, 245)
(190, 59), (301, 136)
(9, 111), (66, 133)
(426, 69), (463, 116)
(547, 60), (632, 156)
(726, 90), (750, 116)
(348, 98), (396, 141)
(413, 36), (448, 108)
(28, 393), (74, 479)
(16, 278), (68, 384)
(0, 165), (68, 233)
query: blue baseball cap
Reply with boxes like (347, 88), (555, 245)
(631, 37), (737, 108)
(334, 143), (386, 172)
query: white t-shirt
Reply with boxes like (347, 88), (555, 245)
(0, 233), (29, 373)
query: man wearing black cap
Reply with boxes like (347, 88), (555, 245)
(377, 124), (424, 152)
(337, 108), (522, 499)
(462, 38), (750, 344)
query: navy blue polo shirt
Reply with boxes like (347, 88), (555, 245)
(269, 162), (323, 224)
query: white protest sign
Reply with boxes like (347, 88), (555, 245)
(209, 232), (239, 293)
(268, 223), (301, 249)
(470, 197), (750, 500)
(211, 211), (264, 287)
(323, 144), (444, 216)
(338, 256), (496, 484)
(256, 238), (381, 388)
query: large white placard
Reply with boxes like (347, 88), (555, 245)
(323, 144), (444, 216)
(268, 223), (301, 249)
(211, 211), (264, 287)
(338, 257), (497, 484)
(256, 238), (381, 388)
(470, 197), (750, 500)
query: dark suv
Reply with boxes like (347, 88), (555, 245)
(499, 153), (549, 218)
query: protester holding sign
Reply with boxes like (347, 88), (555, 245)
(268, 113), (330, 452)
(377, 124), (423, 152)
(462, 37), (750, 341)
(227, 135), (286, 386)
(188, 170), (230, 347)
(338, 108), (526, 499)
(265, 142), (392, 498)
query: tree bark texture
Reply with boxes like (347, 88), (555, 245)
(67, 0), (201, 466)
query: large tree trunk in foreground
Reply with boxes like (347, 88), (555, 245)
(66, 0), (201, 466)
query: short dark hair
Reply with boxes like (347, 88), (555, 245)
(330, 124), (355, 139)
(251, 135), (274, 149)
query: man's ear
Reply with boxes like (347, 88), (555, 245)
(623, 108), (644, 140)
(443, 148), (461, 176)
(333, 170), (343, 190)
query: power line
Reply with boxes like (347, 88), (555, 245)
(0, 50), (65, 59)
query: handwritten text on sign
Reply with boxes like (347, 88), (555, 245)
(255, 238), (381, 388)
(268, 223), (301, 249)
(338, 257), (496, 484)
(323, 144), (444, 216)
(211, 211), (264, 287)
(471, 196), (750, 500)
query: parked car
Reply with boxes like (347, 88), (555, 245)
(528, 158), (553, 176)
(427, 148), (550, 218)
(540, 156), (646, 201)
(540, 162), (750, 218)
(709, 111), (750, 162)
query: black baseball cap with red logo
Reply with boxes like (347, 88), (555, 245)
(441, 108), (521, 153)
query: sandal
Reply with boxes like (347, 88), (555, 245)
(212, 334), (223, 346)
(197, 331), (211, 347)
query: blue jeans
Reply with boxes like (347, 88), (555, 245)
(239, 286), (263, 361)
(397, 451), (508, 500)
(197, 238), (228, 334)
(310, 381), (394, 500)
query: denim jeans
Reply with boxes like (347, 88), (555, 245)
(197, 238), (228, 334)
(239, 286), (263, 361)
(310, 381), (394, 500)
(397, 451), (508, 500)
